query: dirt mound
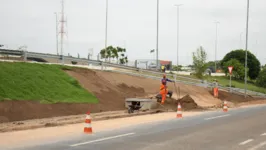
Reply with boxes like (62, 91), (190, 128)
(178, 94), (198, 110)
(65, 68), (146, 110)
(153, 94), (198, 111)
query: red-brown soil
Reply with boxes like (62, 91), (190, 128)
(1, 67), (260, 123)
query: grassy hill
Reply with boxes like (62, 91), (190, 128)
(0, 62), (98, 103)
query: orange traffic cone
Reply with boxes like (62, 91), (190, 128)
(176, 103), (182, 118)
(84, 111), (92, 134)
(223, 101), (228, 112)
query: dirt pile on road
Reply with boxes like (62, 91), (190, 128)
(178, 94), (198, 110)
(156, 94), (198, 111)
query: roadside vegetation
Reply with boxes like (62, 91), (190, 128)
(191, 47), (266, 94)
(203, 76), (266, 94)
(100, 45), (128, 64)
(0, 62), (98, 103)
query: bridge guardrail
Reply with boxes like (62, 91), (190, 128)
(2, 48), (266, 98)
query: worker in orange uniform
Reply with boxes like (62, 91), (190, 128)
(160, 74), (174, 104)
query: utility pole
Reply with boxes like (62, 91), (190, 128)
(214, 21), (220, 72)
(59, 0), (67, 64)
(54, 12), (59, 55)
(174, 4), (183, 67)
(156, 0), (159, 70)
(244, 0), (250, 98)
(105, 0), (108, 63)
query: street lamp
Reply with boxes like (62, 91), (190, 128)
(105, 0), (108, 62)
(174, 4), (183, 67)
(244, 0), (250, 98)
(214, 21), (220, 73)
(156, 0), (159, 69)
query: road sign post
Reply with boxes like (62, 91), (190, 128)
(228, 66), (233, 92)
(230, 74), (232, 92)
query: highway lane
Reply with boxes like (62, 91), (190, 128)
(5, 104), (266, 150)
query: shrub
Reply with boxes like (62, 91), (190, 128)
(256, 69), (266, 88)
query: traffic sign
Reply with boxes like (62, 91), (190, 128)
(228, 66), (233, 74)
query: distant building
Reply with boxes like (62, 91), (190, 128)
(160, 60), (172, 70)
(134, 59), (172, 70)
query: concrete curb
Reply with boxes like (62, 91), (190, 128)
(0, 109), (166, 133)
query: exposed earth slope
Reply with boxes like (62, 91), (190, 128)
(0, 62), (258, 123)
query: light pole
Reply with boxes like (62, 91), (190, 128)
(54, 12), (59, 55)
(156, 0), (159, 69)
(105, 0), (108, 62)
(214, 21), (220, 72)
(174, 4), (183, 67)
(244, 0), (250, 98)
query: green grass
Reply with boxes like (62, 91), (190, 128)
(0, 62), (98, 103)
(203, 76), (266, 94)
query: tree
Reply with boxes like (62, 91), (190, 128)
(206, 60), (221, 72)
(192, 46), (207, 78)
(100, 46), (128, 64)
(262, 64), (266, 70)
(223, 59), (246, 80)
(221, 49), (260, 80)
(119, 56), (128, 64)
(100, 46), (114, 61)
(256, 69), (266, 88)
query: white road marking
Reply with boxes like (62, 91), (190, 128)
(248, 141), (266, 150)
(70, 132), (135, 147)
(261, 133), (266, 136)
(204, 114), (231, 120)
(239, 139), (253, 145)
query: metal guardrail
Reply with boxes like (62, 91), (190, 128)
(108, 70), (209, 88)
(232, 88), (266, 98)
(0, 48), (201, 83)
(2, 48), (266, 98)
(0, 49), (23, 56)
(211, 85), (266, 98)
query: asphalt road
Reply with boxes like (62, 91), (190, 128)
(5, 104), (266, 150)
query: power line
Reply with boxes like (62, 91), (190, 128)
(59, 0), (67, 64)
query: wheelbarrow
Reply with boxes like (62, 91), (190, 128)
(155, 90), (173, 103)
(127, 101), (143, 114)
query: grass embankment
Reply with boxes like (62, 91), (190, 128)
(0, 62), (98, 103)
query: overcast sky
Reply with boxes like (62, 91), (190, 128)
(0, 0), (265, 65)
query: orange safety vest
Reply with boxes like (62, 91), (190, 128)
(160, 84), (167, 91)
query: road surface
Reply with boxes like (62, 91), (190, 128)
(4, 104), (266, 150)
